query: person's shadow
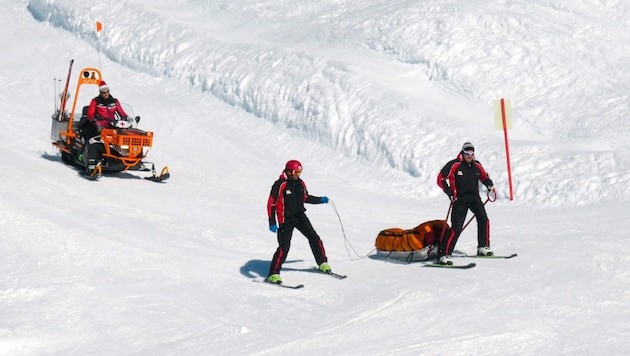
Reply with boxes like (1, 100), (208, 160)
(240, 259), (306, 279)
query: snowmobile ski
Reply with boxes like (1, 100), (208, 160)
(144, 165), (170, 182)
(423, 262), (477, 269)
(79, 163), (102, 180)
(79, 171), (101, 180)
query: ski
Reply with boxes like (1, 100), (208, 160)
(267, 281), (304, 289)
(457, 253), (518, 259)
(423, 262), (476, 269)
(56, 59), (74, 122)
(255, 279), (304, 289)
(311, 268), (347, 279)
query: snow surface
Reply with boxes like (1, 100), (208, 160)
(1, 0), (629, 354)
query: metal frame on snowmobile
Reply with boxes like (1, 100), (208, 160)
(50, 63), (169, 181)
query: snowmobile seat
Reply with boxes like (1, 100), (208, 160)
(73, 106), (90, 133)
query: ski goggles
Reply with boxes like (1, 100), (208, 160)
(463, 150), (475, 156)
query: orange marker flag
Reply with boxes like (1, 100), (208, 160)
(96, 21), (103, 32)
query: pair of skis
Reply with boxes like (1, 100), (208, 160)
(258, 268), (347, 289)
(423, 253), (518, 269)
(257, 254), (518, 288)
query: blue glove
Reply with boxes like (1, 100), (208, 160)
(320, 196), (329, 203)
(269, 224), (277, 233)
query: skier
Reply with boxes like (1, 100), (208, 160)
(436, 142), (495, 265)
(266, 160), (331, 284)
(82, 80), (129, 175)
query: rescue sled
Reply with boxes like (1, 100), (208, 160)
(50, 60), (169, 182)
(373, 220), (449, 263)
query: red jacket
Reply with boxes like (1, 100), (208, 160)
(437, 152), (494, 199)
(267, 172), (322, 226)
(87, 95), (128, 127)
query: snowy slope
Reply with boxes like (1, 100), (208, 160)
(1, 0), (629, 355)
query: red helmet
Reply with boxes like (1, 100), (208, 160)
(285, 160), (303, 176)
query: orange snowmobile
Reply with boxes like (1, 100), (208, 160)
(50, 60), (169, 181)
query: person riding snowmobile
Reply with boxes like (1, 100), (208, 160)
(81, 80), (128, 175)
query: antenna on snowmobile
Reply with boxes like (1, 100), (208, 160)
(53, 77), (60, 112)
(95, 21), (103, 71)
(97, 46), (102, 71)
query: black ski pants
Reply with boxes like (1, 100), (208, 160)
(440, 194), (490, 256)
(82, 123), (104, 169)
(268, 213), (327, 276)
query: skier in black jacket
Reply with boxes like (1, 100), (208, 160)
(266, 160), (330, 284)
(436, 142), (495, 265)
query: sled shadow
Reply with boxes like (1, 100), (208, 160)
(39, 151), (150, 180)
(240, 259), (304, 279)
(366, 247), (465, 264)
(367, 253), (431, 265)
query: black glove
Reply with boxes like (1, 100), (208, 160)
(443, 187), (457, 202)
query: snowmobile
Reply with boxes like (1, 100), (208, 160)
(50, 60), (169, 181)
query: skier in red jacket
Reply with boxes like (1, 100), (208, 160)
(436, 142), (495, 265)
(266, 160), (330, 284)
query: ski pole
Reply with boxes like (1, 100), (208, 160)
(461, 190), (496, 232)
(439, 200), (453, 242)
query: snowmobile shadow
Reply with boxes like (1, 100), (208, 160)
(75, 170), (147, 180)
(240, 259), (304, 279)
(109, 171), (146, 180)
(39, 151), (62, 162)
